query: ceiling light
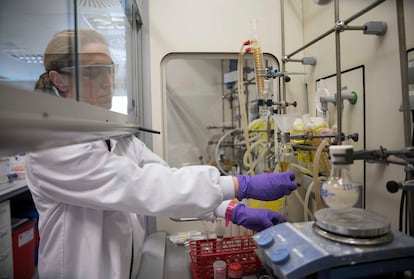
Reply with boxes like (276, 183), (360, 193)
(6, 51), (43, 64)
(82, 14), (126, 30)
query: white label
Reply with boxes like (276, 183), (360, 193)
(18, 227), (34, 248)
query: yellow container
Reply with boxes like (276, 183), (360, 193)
(247, 198), (283, 211)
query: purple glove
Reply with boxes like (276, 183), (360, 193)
(236, 171), (297, 201)
(231, 203), (285, 232)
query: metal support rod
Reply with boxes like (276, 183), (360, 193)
(397, 2), (411, 149)
(280, 0), (287, 108)
(334, 0), (343, 145)
(343, 0), (386, 25)
(396, 0), (413, 236)
(285, 58), (303, 63)
(343, 26), (366, 31)
(285, 0), (387, 59)
(285, 27), (335, 59)
(221, 60), (226, 136)
(288, 132), (358, 142)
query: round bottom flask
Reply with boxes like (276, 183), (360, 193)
(321, 145), (360, 209)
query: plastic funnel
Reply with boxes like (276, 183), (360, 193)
(273, 113), (298, 133)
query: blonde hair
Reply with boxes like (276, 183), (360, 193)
(35, 29), (108, 95)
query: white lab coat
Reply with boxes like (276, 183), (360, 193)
(25, 134), (234, 279)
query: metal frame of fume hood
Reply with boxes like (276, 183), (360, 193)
(0, 82), (142, 157)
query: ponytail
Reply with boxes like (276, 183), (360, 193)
(34, 72), (59, 96)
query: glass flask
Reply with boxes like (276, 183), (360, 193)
(322, 145), (360, 209)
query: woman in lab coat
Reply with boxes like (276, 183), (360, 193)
(29, 29), (297, 279)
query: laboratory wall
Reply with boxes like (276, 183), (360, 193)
(146, 0), (413, 233)
(299, 0), (414, 230)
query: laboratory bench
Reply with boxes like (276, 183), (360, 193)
(0, 179), (29, 203)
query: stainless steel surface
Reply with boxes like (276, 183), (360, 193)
(165, 240), (192, 279)
(312, 223), (393, 246)
(136, 231), (167, 279)
(314, 208), (391, 238)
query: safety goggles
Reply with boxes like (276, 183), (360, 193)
(58, 63), (118, 80)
